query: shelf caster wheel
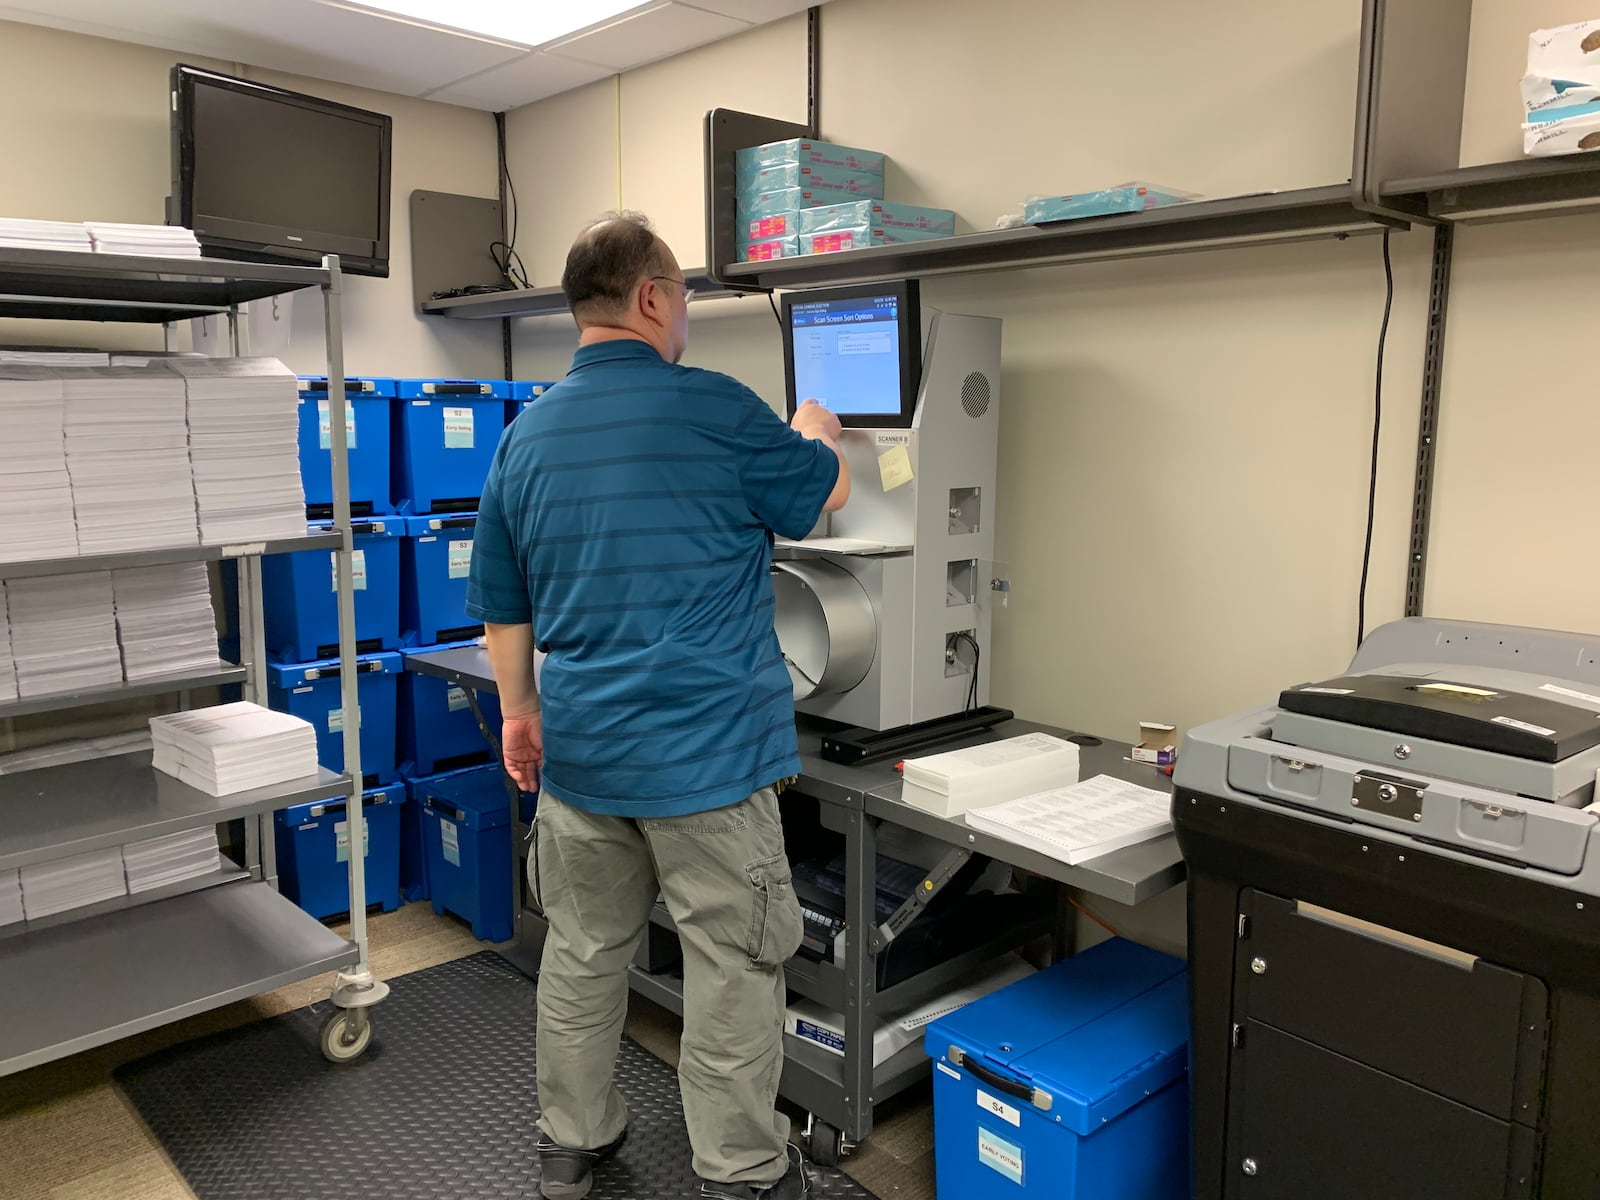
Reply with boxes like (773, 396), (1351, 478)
(808, 1118), (844, 1169)
(320, 1008), (373, 1063)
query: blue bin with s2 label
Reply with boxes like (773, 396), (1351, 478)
(262, 518), (402, 663)
(392, 379), (509, 514)
(296, 376), (395, 516)
(401, 513), (482, 646)
(275, 783), (403, 920)
(925, 937), (1190, 1200)
(417, 764), (514, 942)
(266, 651), (403, 787)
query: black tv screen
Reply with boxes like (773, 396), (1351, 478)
(170, 64), (392, 277)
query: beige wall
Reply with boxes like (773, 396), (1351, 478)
(0, 19), (502, 377)
(503, 0), (1598, 751)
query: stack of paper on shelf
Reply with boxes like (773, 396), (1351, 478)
(170, 358), (307, 543)
(900, 732), (1082, 818)
(62, 366), (198, 553)
(121, 827), (222, 893)
(6, 571), (122, 697)
(0, 349), (109, 367)
(83, 222), (202, 258)
(0, 217), (94, 253)
(151, 701), (319, 795)
(112, 562), (221, 680)
(19, 847), (128, 920)
(0, 367), (79, 561)
(0, 583), (15, 704)
(965, 774), (1174, 866)
(0, 869), (23, 926)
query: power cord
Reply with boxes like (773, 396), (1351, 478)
(493, 117), (529, 289)
(950, 632), (981, 712)
(767, 291), (782, 327)
(1357, 227), (1394, 649)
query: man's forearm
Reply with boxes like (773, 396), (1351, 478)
(483, 622), (540, 718)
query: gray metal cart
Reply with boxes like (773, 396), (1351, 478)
(0, 247), (383, 1075)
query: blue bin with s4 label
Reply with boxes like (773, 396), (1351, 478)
(507, 380), (557, 426)
(266, 651), (403, 787)
(925, 937), (1190, 1200)
(417, 764), (514, 942)
(296, 376), (395, 516)
(401, 513), (482, 646)
(262, 518), (402, 663)
(392, 379), (509, 514)
(275, 783), (403, 920)
(399, 646), (502, 776)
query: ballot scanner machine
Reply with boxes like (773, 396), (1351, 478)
(771, 280), (1006, 751)
(1173, 618), (1600, 1199)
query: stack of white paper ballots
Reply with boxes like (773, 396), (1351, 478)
(61, 366), (198, 553)
(19, 848), (128, 919)
(6, 571), (122, 696)
(83, 222), (202, 258)
(112, 562), (221, 680)
(0, 367), (78, 561)
(151, 702), (319, 795)
(170, 358), (307, 543)
(900, 731), (1082, 818)
(965, 775), (1174, 866)
(121, 827), (222, 893)
(0, 217), (94, 253)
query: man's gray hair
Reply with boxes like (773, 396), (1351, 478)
(560, 211), (670, 322)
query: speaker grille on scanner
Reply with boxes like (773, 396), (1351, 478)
(961, 371), (992, 419)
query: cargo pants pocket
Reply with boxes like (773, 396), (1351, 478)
(745, 852), (804, 970)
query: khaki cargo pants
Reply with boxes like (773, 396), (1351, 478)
(530, 786), (804, 1187)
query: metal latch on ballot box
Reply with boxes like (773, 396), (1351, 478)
(1352, 771), (1427, 822)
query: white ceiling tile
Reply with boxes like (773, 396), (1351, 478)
(547, 1), (750, 71)
(676, 0), (821, 23)
(424, 51), (614, 110)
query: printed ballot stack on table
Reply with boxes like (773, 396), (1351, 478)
(63, 367), (198, 553)
(121, 828), (222, 893)
(19, 849), (127, 919)
(151, 702), (320, 796)
(0, 827), (223, 925)
(169, 357), (306, 543)
(0, 218), (95, 253)
(5, 572), (123, 697)
(113, 563), (220, 680)
(901, 732), (1082, 818)
(82, 222), (202, 258)
(0, 367), (79, 560)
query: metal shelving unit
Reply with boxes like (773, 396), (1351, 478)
(1383, 155), (1600, 223)
(420, 268), (736, 320)
(0, 248), (384, 1076)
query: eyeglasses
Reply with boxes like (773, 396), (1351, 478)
(649, 275), (696, 303)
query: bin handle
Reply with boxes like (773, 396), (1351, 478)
(430, 517), (477, 530)
(426, 798), (466, 822)
(949, 1048), (1053, 1112)
(350, 521), (383, 534)
(301, 379), (374, 393)
(424, 382), (490, 395)
(307, 660), (384, 680)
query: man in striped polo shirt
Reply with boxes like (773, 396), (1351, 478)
(466, 212), (851, 1200)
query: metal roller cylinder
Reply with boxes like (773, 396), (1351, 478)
(771, 559), (877, 700)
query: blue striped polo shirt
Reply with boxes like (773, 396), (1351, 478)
(465, 339), (840, 818)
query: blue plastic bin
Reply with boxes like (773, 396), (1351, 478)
(507, 380), (556, 426)
(296, 376), (396, 516)
(417, 764), (514, 942)
(266, 651), (403, 787)
(401, 513), (482, 646)
(399, 646), (502, 775)
(925, 937), (1190, 1200)
(262, 518), (402, 663)
(392, 379), (509, 514)
(275, 783), (403, 920)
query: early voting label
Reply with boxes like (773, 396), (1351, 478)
(330, 549), (367, 592)
(448, 539), (473, 579)
(441, 819), (461, 866)
(318, 399), (357, 450)
(447, 685), (470, 713)
(977, 1127), (1024, 1185)
(443, 407), (475, 449)
(328, 706), (361, 734)
(334, 819), (370, 863)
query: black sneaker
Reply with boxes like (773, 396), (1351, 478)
(537, 1127), (628, 1200)
(699, 1144), (811, 1199)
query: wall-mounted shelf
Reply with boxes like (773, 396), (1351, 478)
(0, 248), (328, 323)
(1384, 154), (1600, 222)
(420, 269), (738, 319)
(721, 186), (1398, 291)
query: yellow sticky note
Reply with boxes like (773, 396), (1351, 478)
(878, 444), (914, 492)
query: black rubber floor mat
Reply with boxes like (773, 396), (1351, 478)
(115, 951), (877, 1200)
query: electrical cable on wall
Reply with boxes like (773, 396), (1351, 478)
(768, 291), (782, 327)
(950, 632), (981, 712)
(492, 117), (529, 290)
(1358, 227), (1394, 649)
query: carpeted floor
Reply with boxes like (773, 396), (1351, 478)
(0, 903), (937, 1200)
